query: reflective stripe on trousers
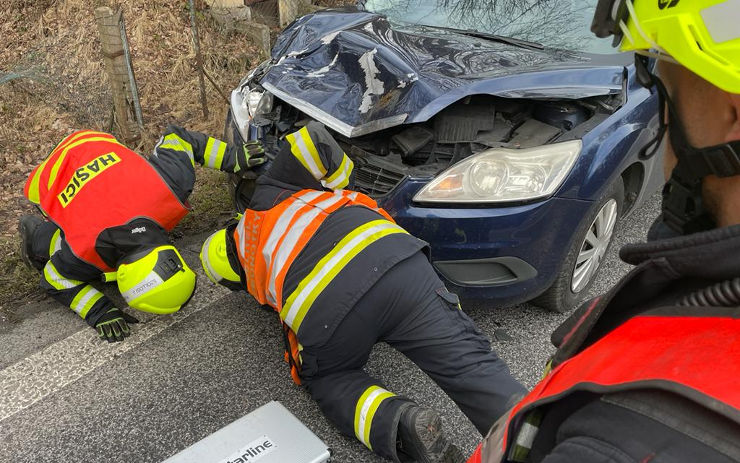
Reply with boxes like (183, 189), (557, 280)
(43, 260), (83, 290)
(354, 386), (396, 451)
(48, 229), (62, 257)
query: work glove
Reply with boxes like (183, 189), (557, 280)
(235, 140), (267, 172)
(95, 308), (139, 343)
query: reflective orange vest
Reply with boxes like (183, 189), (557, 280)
(467, 310), (740, 462)
(24, 130), (189, 271)
(233, 188), (398, 383)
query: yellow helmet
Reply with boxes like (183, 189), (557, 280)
(200, 229), (242, 289)
(592, 0), (740, 93)
(117, 245), (196, 314)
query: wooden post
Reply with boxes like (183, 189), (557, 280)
(95, 6), (140, 142)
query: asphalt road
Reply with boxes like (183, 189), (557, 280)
(0, 193), (661, 463)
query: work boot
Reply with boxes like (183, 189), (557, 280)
(18, 215), (44, 271)
(397, 405), (465, 463)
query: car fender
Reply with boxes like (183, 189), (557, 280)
(558, 86), (658, 202)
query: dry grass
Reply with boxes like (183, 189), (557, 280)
(0, 0), (264, 307)
(0, 237), (41, 319)
(175, 166), (234, 234)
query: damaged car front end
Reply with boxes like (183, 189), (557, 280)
(225, 1), (662, 312)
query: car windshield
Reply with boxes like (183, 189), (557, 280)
(363, 0), (616, 54)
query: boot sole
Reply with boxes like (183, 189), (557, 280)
(404, 408), (450, 463)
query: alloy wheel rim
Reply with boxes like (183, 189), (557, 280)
(571, 199), (618, 293)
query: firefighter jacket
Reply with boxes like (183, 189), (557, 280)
(25, 130), (189, 271)
(24, 127), (244, 326)
(227, 122), (428, 383)
(468, 224), (740, 463)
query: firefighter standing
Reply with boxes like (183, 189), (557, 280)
(198, 121), (527, 463)
(19, 127), (266, 342)
(469, 1), (740, 462)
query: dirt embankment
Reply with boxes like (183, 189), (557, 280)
(0, 0), (264, 309)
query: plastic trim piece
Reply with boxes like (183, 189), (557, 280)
(433, 256), (537, 287)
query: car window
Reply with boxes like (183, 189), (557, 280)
(363, 0), (617, 54)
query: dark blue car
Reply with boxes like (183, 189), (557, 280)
(225, 0), (662, 312)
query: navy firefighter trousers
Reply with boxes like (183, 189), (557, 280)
(298, 251), (526, 461)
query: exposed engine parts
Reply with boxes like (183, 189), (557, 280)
(336, 95), (617, 169)
(252, 93), (621, 197)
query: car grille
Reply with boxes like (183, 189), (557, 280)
(351, 154), (406, 198)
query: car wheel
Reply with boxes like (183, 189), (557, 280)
(533, 177), (624, 313)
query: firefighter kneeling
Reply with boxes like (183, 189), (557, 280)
(20, 127), (267, 342)
(200, 121), (527, 463)
(469, 1), (740, 462)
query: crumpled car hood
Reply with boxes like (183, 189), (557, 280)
(258, 9), (629, 137)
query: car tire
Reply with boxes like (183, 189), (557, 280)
(533, 177), (624, 313)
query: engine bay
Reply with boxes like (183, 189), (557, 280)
(253, 92), (621, 197)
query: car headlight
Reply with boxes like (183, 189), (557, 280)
(413, 140), (582, 204)
(230, 87), (274, 141)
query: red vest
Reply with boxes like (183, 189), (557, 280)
(24, 131), (189, 271)
(468, 311), (740, 462)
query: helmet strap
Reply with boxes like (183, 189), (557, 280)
(662, 161), (715, 235)
(152, 247), (185, 281)
(656, 78), (740, 234)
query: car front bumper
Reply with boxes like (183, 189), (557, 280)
(228, 111), (594, 306)
(378, 178), (593, 304)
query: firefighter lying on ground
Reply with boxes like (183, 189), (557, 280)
(196, 121), (527, 463)
(469, 1), (740, 462)
(19, 127), (266, 342)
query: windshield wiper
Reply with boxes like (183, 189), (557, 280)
(423, 25), (544, 50)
